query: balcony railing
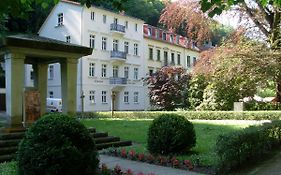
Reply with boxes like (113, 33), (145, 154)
(110, 23), (125, 33)
(109, 77), (127, 85)
(110, 51), (127, 60)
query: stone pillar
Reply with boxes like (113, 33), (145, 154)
(60, 58), (78, 114)
(33, 63), (48, 116)
(5, 53), (25, 128)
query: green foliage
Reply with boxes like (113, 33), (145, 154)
(188, 74), (208, 110)
(0, 161), (16, 175)
(17, 113), (99, 175)
(245, 102), (281, 111)
(215, 120), (281, 174)
(145, 67), (190, 111)
(147, 114), (196, 155)
(77, 111), (281, 120)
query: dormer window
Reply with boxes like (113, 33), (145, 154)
(155, 29), (159, 38)
(163, 32), (167, 40)
(176, 36), (179, 44)
(148, 28), (152, 36)
(170, 34), (174, 43)
(57, 13), (63, 26)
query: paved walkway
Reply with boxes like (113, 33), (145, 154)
(100, 155), (204, 175)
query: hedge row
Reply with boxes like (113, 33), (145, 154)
(215, 120), (281, 174)
(76, 111), (281, 120)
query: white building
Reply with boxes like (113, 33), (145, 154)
(36, 0), (147, 111)
(25, 0), (200, 112)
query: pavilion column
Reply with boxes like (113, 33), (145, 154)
(60, 58), (78, 114)
(5, 53), (25, 128)
(33, 63), (48, 116)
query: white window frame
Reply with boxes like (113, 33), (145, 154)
(66, 35), (71, 43)
(124, 66), (129, 79)
(177, 54), (181, 65)
(89, 62), (95, 77)
(91, 11), (95, 20)
(89, 35), (95, 48)
(101, 64), (107, 77)
(49, 91), (54, 98)
(102, 91), (107, 103)
(148, 28), (152, 36)
(124, 91), (129, 103)
(149, 48), (153, 60)
(134, 68), (138, 80)
(57, 13), (63, 26)
(113, 65), (119, 78)
(89, 90), (95, 104)
(157, 49), (161, 61)
(113, 39), (119, 51)
(134, 43), (138, 56)
(102, 37), (107, 50)
(48, 65), (54, 80)
(103, 15), (106, 23)
(124, 41), (129, 54)
(134, 92), (139, 103)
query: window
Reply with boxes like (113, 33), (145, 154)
(102, 37), (107, 50)
(49, 91), (54, 98)
(149, 69), (153, 76)
(163, 32), (167, 40)
(30, 70), (34, 80)
(124, 91), (129, 103)
(101, 91), (107, 103)
(89, 63), (95, 77)
(57, 13), (63, 26)
(148, 28), (152, 36)
(113, 39), (119, 51)
(177, 54), (181, 65)
(103, 15), (106, 23)
(134, 92), (139, 103)
(66, 36), (71, 43)
(187, 56), (191, 67)
(113, 65), (119, 78)
(134, 68), (138, 80)
(149, 48), (153, 60)
(91, 11), (95, 20)
(176, 35), (179, 44)
(135, 23), (138, 32)
(164, 51), (168, 66)
(171, 53), (175, 65)
(48, 65), (54, 80)
(89, 35), (95, 48)
(124, 41), (129, 54)
(155, 29), (159, 38)
(124, 66), (129, 78)
(134, 43), (138, 56)
(114, 18), (118, 24)
(157, 49), (160, 61)
(170, 34), (174, 43)
(193, 57), (197, 66)
(89, 90), (95, 103)
(101, 64), (107, 77)
(125, 21), (128, 28)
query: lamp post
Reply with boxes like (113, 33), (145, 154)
(80, 91), (85, 112)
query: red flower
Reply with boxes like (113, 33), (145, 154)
(129, 150), (136, 159)
(121, 148), (127, 158)
(126, 168), (133, 175)
(172, 159), (180, 167)
(114, 164), (122, 175)
(138, 153), (145, 161)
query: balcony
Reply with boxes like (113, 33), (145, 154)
(110, 51), (127, 63)
(110, 77), (127, 85)
(110, 23), (126, 34)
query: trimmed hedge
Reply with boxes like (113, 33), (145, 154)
(77, 111), (281, 120)
(215, 120), (281, 174)
(245, 102), (281, 111)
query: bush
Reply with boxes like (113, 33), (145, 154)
(17, 113), (99, 175)
(77, 111), (281, 121)
(245, 101), (281, 110)
(215, 120), (281, 174)
(147, 114), (196, 155)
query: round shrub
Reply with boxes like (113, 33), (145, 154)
(17, 113), (99, 175)
(147, 114), (196, 155)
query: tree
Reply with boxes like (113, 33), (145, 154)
(200, 0), (281, 102)
(145, 67), (190, 110)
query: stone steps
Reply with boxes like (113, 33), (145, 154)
(0, 127), (132, 163)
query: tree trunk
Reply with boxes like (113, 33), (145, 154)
(276, 79), (281, 102)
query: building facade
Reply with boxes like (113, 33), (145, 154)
(25, 0), (200, 112)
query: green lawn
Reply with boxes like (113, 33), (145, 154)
(81, 119), (253, 166)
